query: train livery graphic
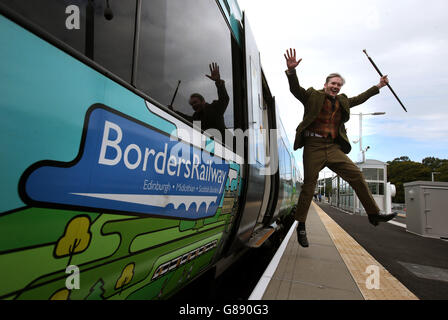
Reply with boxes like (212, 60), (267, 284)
(0, 0), (301, 300)
(21, 105), (230, 220)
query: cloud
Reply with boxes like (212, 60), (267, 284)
(238, 0), (448, 167)
(361, 113), (448, 142)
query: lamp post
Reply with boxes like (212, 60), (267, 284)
(432, 172), (440, 182)
(323, 171), (326, 201)
(351, 112), (386, 163)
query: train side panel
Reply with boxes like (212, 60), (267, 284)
(0, 10), (242, 300)
(0, 0), (301, 300)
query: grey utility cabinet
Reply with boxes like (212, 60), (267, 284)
(404, 181), (448, 239)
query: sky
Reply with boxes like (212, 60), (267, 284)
(237, 0), (448, 180)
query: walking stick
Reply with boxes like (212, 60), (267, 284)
(168, 80), (181, 108)
(363, 49), (407, 112)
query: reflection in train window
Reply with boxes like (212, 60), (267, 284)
(137, 0), (234, 134)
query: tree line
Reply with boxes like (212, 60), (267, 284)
(387, 156), (448, 203)
(318, 156), (448, 204)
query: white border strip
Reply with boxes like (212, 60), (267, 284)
(248, 221), (298, 300)
(387, 220), (406, 228)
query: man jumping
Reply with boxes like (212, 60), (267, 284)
(284, 48), (397, 248)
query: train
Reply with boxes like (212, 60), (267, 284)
(0, 0), (302, 300)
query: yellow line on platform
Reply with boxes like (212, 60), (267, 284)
(313, 202), (418, 300)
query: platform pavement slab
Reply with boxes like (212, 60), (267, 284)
(260, 202), (418, 300)
(262, 202), (363, 300)
(314, 203), (418, 300)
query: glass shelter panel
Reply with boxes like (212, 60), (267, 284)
(362, 168), (384, 181)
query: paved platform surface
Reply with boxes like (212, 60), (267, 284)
(257, 202), (419, 300)
(319, 202), (448, 300)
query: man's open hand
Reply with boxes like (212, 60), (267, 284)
(284, 48), (302, 70)
(206, 62), (221, 82)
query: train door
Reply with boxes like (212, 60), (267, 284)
(257, 76), (279, 224)
(257, 90), (271, 223)
(227, 13), (276, 250)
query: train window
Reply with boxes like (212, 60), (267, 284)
(278, 142), (287, 178)
(283, 146), (288, 179)
(90, 0), (136, 82)
(136, 0), (235, 141)
(285, 150), (292, 181)
(1, 0), (137, 82)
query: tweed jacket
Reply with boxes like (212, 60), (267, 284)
(286, 69), (380, 154)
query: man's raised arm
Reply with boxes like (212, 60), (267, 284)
(207, 62), (229, 114)
(348, 75), (389, 107)
(284, 48), (308, 104)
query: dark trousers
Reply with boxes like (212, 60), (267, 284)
(295, 137), (380, 222)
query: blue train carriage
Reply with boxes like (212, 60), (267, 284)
(277, 118), (302, 219)
(0, 0), (301, 300)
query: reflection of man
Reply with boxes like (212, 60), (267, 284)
(284, 48), (397, 248)
(169, 63), (229, 140)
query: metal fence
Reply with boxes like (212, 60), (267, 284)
(392, 202), (406, 215)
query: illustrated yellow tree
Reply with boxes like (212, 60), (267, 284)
(50, 288), (70, 300)
(115, 263), (135, 295)
(55, 216), (92, 265)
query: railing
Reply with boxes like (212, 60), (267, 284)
(392, 203), (406, 215)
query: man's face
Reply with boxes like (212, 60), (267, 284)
(324, 77), (344, 97)
(189, 96), (205, 112)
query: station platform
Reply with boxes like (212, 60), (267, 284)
(249, 202), (419, 300)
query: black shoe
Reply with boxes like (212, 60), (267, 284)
(296, 226), (309, 247)
(368, 212), (398, 226)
